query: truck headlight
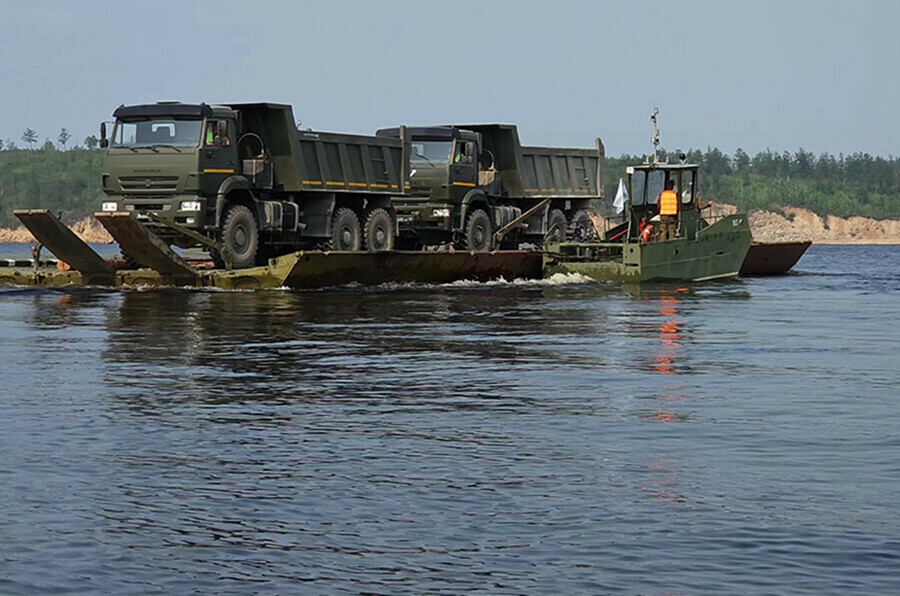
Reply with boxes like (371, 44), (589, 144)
(180, 201), (202, 211)
(432, 208), (450, 218)
(102, 202), (118, 212)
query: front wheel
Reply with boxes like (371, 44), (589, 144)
(363, 208), (394, 252)
(221, 204), (258, 269)
(463, 208), (492, 252)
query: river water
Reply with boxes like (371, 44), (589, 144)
(1, 244), (898, 594)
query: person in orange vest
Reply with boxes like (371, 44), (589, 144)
(657, 180), (678, 240)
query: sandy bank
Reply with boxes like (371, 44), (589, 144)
(1, 208), (899, 246)
(0, 217), (113, 244)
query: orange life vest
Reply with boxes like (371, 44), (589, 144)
(640, 225), (653, 243)
(659, 189), (678, 216)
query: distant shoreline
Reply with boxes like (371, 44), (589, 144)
(2, 208), (899, 246)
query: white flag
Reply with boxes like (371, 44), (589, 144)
(613, 178), (628, 214)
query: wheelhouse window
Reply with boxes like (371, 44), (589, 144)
(410, 141), (453, 165)
(112, 118), (203, 148)
(629, 169), (668, 206)
(678, 170), (697, 204)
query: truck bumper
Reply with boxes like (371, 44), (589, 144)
(101, 195), (211, 231)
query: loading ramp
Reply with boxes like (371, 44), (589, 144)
(94, 212), (198, 284)
(13, 209), (116, 285)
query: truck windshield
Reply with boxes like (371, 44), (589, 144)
(112, 118), (203, 148)
(410, 141), (452, 165)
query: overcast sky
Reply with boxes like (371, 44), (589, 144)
(2, 0), (897, 157)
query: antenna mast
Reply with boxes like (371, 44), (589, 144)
(650, 107), (660, 163)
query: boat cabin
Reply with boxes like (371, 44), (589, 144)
(623, 161), (708, 242)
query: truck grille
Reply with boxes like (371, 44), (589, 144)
(119, 176), (179, 192)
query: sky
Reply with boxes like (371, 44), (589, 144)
(2, 0), (898, 158)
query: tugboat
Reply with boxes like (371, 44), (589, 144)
(544, 111), (752, 282)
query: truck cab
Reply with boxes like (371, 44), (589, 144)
(376, 126), (493, 249)
(100, 102), (244, 246)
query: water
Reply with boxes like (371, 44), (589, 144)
(1, 245), (898, 594)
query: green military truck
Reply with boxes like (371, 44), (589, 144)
(99, 102), (408, 267)
(375, 124), (604, 250)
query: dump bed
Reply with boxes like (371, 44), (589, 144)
(519, 144), (603, 198)
(229, 103), (406, 195)
(446, 124), (603, 199)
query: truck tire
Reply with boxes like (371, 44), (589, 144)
(221, 204), (259, 269)
(364, 208), (394, 252)
(568, 209), (596, 241)
(330, 207), (361, 251)
(463, 208), (492, 252)
(545, 208), (567, 243)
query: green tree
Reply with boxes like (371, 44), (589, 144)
(58, 128), (72, 150)
(41, 138), (56, 151)
(733, 148), (750, 171)
(21, 128), (38, 149)
(83, 135), (99, 150)
(703, 146), (732, 177)
(794, 148), (814, 178)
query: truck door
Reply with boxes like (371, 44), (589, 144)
(200, 119), (238, 196)
(449, 140), (477, 195)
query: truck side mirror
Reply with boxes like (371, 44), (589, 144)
(99, 122), (109, 148)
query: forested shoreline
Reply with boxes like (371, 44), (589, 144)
(1, 143), (898, 229)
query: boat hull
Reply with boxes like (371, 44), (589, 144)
(740, 241), (811, 276)
(545, 214), (752, 283)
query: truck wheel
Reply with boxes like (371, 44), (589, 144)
(545, 208), (567, 243)
(364, 208), (394, 252)
(330, 207), (361, 251)
(568, 209), (596, 241)
(221, 204), (259, 269)
(463, 208), (492, 252)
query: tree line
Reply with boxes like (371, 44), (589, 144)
(1, 127), (99, 152)
(0, 145), (103, 228)
(0, 138), (898, 229)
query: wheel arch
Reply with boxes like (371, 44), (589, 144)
(215, 176), (254, 227)
(458, 189), (491, 230)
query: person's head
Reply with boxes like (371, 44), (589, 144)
(665, 180), (675, 190)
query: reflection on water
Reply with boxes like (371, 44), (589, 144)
(3, 246), (900, 594)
